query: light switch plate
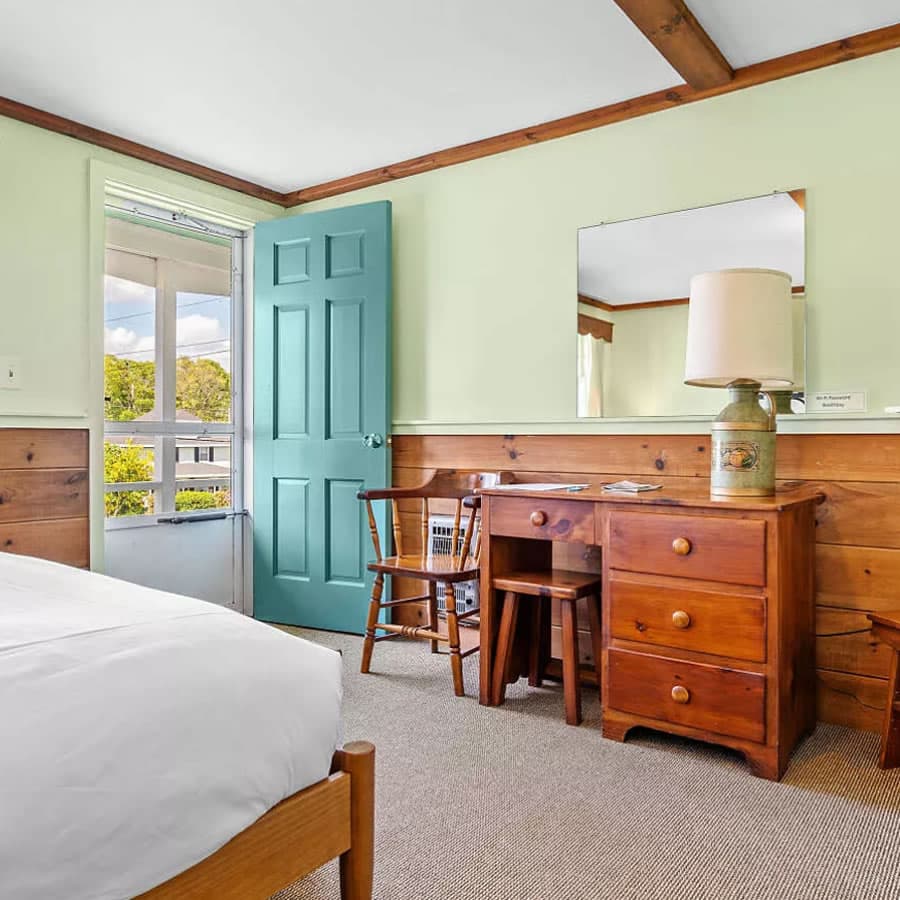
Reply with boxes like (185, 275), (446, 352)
(0, 357), (23, 390)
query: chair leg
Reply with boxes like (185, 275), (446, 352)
(427, 581), (440, 654)
(528, 596), (550, 687)
(586, 592), (603, 693)
(560, 598), (582, 726)
(360, 573), (384, 675)
(445, 582), (465, 697)
(492, 592), (520, 705)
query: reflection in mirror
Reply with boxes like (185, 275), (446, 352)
(576, 191), (805, 418)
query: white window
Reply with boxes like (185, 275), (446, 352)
(103, 209), (244, 524)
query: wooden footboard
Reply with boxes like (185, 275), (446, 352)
(139, 741), (375, 900)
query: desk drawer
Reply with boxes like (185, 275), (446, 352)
(489, 496), (594, 544)
(609, 578), (766, 662)
(608, 649), (765, 743)
(608, 511), (766, 586)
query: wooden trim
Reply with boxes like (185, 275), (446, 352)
(613, 297), (690, 312)
(580, 285), (805, 313)
(612, 0), (734, 89)
(4, 26), (899, 207)
(578, 294), (615, 312)
(139, 741), (375, 900)
(284, 23), (900, 205)
(0, 96), (284, 206)
(789, 189), (806, 210)
(577, 314), (614, 341)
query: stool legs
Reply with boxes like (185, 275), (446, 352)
(560, 598), (583, 726)
(445, 581), (465, 697)
(360, 573), (384, 674)
(528, 596), (551, 687)
(427, 581), (439, 654)
(492, 591), (519, 705)
(880, 649), (900, 768)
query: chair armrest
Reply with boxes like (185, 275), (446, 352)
(357, 486), (424, 501)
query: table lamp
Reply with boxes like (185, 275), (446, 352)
(685, 268), (794, 497)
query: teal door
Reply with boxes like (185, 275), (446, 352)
(253, 201), (391, 632)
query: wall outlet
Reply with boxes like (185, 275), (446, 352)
(0, 357), (22, 390)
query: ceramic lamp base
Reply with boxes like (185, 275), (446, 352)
(710, 381), (778, 497)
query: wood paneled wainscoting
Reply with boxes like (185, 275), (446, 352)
(390, 433), (900, 733)
(0, 428), (90, 568)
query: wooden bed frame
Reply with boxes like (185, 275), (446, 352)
(0, 429), (375, 899)
(138, 741), (375, 900)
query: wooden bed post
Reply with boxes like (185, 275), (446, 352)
(332, 741), (375, 900)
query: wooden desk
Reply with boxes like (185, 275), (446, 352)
(478, 482), (822, 780)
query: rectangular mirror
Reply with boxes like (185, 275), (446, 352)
(576, 191), (806, 418)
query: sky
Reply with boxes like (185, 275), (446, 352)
(104, 276), (232, 372)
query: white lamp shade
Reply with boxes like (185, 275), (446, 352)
(684, 268), (794, 388)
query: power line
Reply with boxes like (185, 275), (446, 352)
(105, 294), (229, 324)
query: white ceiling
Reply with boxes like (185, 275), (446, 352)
(0, 1), (897, 192)
(578, 192), (805, 303)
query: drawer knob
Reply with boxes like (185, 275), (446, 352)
(671, 685), (690, 704)
(530, 510), (548, 527)
(672, 610), (692, 629)
(672, 537), (692, 556)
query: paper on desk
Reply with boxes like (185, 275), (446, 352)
(488, 483), (590, 492)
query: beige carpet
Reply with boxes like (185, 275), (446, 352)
(273, 628), (900, 900)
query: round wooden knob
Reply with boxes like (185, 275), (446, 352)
(672, 537), (692, 556)
(671, 685), (690, 704)
(530, 510), (547, 527)
(672, 610), (691, 629)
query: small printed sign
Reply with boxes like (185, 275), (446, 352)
(807, 391), (868, 413)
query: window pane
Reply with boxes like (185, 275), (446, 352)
(104, 273), (157, 421)
(106, 489), (155, 518)
(176, 291), (232, 423)
(104, 438), (156, 517)
(175, 435), (231, 511)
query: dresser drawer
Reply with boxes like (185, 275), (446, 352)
(489, 496), (594, 543)
(608, 511), (766, 586)
(609, 578), (766, 662)
(607, 649), (765, 742)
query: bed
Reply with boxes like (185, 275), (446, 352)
(0, 552), (374, 900)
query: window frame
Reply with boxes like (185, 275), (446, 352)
(103, 205), (245, 529)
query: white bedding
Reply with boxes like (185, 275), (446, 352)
(0, 553), (343, 900)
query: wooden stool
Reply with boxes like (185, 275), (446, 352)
(868, 611), (900, 768)
(491, 570), (603, 725)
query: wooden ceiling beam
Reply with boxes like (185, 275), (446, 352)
(611, 0), (733, 89)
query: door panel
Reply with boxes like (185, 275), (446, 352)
(254, 201), (391, 632)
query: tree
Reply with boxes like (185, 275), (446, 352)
(176, 357), (231, 422)
(104, 440), (153, 517)
(104, 355), (155, 421)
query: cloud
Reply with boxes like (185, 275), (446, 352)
(104, 275), (155, 305)
(176, 313), (231, 369)
(105, 326), (154, 357)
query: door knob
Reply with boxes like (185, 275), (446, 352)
(363, 433), (384, 449)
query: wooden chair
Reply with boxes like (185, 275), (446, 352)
(491, 570), (603, 725)
(357, 471), (505, 697)
(867, 611), (900, 768)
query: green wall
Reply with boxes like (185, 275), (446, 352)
(294, 50), (900, 433)
(0, 115), (279, 428)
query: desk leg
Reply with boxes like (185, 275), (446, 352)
(881, 649), (900, 769)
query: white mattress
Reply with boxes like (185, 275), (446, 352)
(0, 553), (343, 900)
